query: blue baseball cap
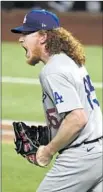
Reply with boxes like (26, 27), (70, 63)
(11, 9), (60, 33)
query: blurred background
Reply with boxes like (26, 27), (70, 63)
(1, 1), (103, 44)
(1, 1), (103, 192)
(1, 1), (103, 12)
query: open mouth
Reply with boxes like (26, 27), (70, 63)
(23, 47), (27, 54)
(22, 46), (29, 58)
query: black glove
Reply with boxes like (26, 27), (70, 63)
(12, 122), (50, 165)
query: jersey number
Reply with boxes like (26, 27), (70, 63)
(83, 75), (99, 109)
(46, 108), (60, 129)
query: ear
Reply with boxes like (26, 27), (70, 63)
(40, 33), (47, 44)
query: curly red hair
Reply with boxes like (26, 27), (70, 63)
(39, 27), (85, 65)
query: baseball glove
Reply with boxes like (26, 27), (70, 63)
(12, 122), (50, 166)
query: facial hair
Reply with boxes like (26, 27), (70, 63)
(27, 57), (40, 66)
(27, 48), (41, 66)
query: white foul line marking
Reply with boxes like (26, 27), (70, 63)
(1, 76), (40, 85)
(1, 76), (103, 88)
(1, 119), (45, 136)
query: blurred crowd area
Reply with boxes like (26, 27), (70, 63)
(1, 1), (103, 12)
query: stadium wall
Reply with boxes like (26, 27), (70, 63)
(1, 10), (103, 45)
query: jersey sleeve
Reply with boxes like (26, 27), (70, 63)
(44, 74), (83, 114)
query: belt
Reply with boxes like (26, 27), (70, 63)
(59, 136), (103, 154)
(84, 136), (103, 144)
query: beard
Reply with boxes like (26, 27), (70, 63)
(27, 56), (40, 66)
(26, 50), (40, 66)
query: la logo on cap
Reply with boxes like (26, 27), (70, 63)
(23, 14), (27, 24)
(42, 23), (47, 28)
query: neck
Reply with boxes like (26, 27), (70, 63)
(40, 46), (51, 64)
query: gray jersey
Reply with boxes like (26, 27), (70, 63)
(39, 53), (102, 147)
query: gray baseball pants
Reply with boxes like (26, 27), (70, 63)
(36, 139), (103, 192)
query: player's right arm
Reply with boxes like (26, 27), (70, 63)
(46, 108), (87, 155)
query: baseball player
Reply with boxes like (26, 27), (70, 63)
(11, 9), (103, 192)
